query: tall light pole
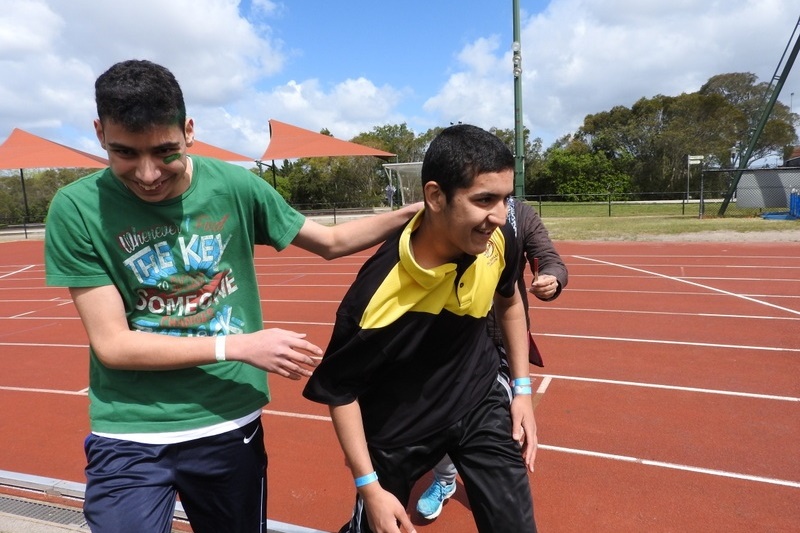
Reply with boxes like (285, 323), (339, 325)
(512, 0), (525, 198)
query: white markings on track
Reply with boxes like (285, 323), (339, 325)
(0, 385), (86, 396)
(540, 332), (800, 352)
(536, 375), (552, 395)
(0, 265), (34, 279)
(574, 255), (800, 316)
(531, 373), (800, 402)
(556, 288), (800, 300)
(537, 444), (800, 489)
(264, 320), (335, 327)
(0, 316), (81, 320)
(2, 327), (797, 355)
(3, 379), (797, 488)
(263, 409), (331, 422)
(540, 306), (800, 321)
(0, 341), (86, 349)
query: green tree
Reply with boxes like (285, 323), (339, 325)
(542, 146), (631, 201)
(287, 157), (333, 208)
(572, 72), (796, 195)
(699, 72), (797, 165)
(288, 124), (436, 209)
(490, 127), (545, 196)
(0, 167), (94, 224)
(251, 161), (291, 200)
(352, 123), (426, 163)
(28, 168), (94, 219)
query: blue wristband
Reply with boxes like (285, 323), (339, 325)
(354, 471), (378, 488)
(513, 385), (532, 396)
(513, 377), (532, 387)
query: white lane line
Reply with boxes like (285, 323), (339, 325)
(574, 255), (800, 316)
(0, 390), (795, 488)
(10, 310), (37, 318)
(7, 373), (794, 404)
(550, 288), (800, 300)
(2, 332), (796, 354)
(0, 342), (87, 349)
(531, 373), (800, 402)
(264, 320), (335, 327)
(539, 332), (800, 352)
(538, 444), (800, 489)
(262, 407), (799, 489)
(263, 409), (331, 422)
(0, 265), (34, 279)
(0, 385), (86, 396)
(0, 316), (81, 320)
(538, 306), (800, 321)
(4, 306), (798, 324)
(536, 376), (552, 395)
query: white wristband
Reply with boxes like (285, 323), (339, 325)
(215, 335), (226, 362)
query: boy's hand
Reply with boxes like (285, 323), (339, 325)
(529, 274), (558, 300)
(231, 328), (321, 379)
(361, 484), (417, 533)
(511, 395), (538, 472)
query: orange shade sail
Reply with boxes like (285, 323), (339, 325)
(0, 128), (108, 170)
(261, 119), (395, 161)
(188, 139), (255, 162)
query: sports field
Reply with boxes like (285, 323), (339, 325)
(1, 238), (798, 532)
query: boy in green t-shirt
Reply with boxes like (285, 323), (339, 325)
(44, 59), (418, 533)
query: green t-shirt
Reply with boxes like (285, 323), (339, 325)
(45, 156), (305, 434)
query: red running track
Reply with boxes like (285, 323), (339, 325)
(1, 238), (799, 532)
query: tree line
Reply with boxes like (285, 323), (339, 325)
(2, 71), (797, 224)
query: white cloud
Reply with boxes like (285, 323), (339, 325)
(0, 0), (62, 56)
(423, 0), (800, 146)
(0, 0), (285, 153)
(0, 0), (797, 161)
(423, 36), (511, 128)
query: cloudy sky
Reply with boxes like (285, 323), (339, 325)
(1, 0), (798, 161)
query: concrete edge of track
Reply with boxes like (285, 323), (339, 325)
(0, 469), (328, 533)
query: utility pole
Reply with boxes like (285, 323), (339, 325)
(512, 0), (525, 198)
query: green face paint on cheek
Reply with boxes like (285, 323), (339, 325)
(163, 153), (181, 164)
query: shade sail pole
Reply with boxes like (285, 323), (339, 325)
(19, 168), (30, 239)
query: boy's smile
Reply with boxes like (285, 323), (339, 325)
(416, 169), (514, 266)
(95, 119), (194, 202)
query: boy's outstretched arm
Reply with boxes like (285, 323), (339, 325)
(292, 202), (422, 260)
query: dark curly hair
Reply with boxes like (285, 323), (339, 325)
(421, 124), (514, 201)
(95, 59), (186, 132)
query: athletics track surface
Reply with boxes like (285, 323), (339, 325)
(0, 238), (798, 532)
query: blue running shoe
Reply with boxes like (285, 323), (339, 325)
(416, 480), (456, 520)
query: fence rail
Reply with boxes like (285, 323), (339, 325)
(2, 187), (796, 240)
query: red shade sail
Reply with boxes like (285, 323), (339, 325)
(0, 128), (108, 169)
(260, 119), (395, 161)
(188, 139), (255, 162)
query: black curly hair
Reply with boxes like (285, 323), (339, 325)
(95, 59), (186, 132)
(421, 124), (514, 201)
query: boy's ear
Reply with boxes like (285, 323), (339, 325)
(184, 118), (195, 147)
(93, 119), (106, 149)
(423, 181), (445, 212)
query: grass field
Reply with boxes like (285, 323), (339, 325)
(2, 203), (797, 243)
(520, 198), (799, 241)
(540, 215), (798, 241)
